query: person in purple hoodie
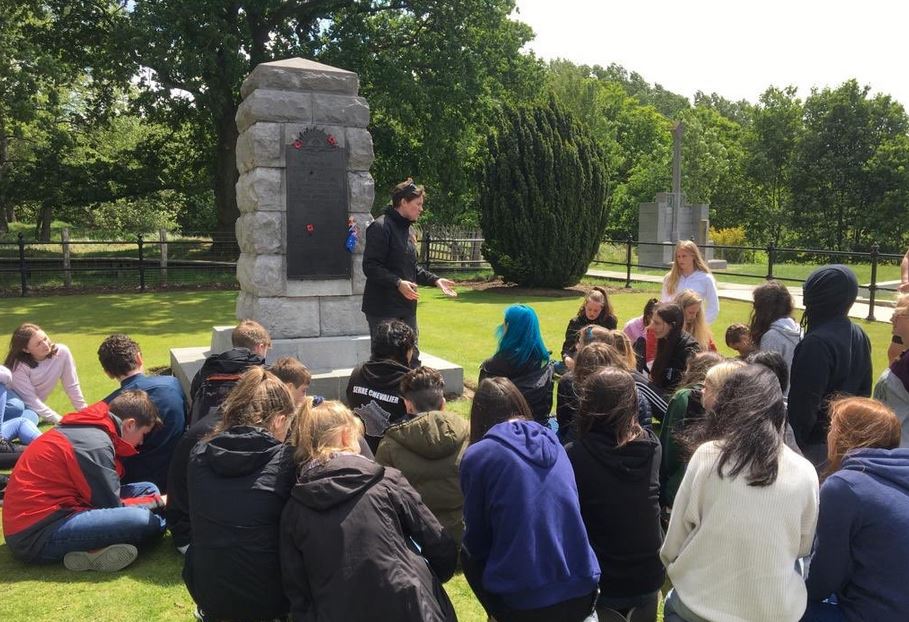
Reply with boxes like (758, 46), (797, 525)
(460, 377), (600, 622)
(803, 396), (909, 621)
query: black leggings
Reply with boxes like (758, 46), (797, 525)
(460, 549), (596, 622)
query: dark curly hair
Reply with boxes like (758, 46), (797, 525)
(98, 334), (142, 378)
(371, 320), (416, 364)
(749, 281), (794, 346)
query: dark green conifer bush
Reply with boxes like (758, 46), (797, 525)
(479, 98), (610, 288)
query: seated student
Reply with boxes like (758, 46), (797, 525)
(886, 294), (909, 363)
(601, 328), (668, 422)
(558, 342), (653, 444)
(725, 323), (755, 359)
(648, 303), (701, 395)
(0, 365), (41, 447)
(98, 334), (186, 493)
(376, 367), (469, 546)
(874, 348), (909, 448)
(4, 323), (87, 424)
(567, 368), (664, 622)
(804, 397), (909, 622)
(624, 297), (659, 346)
(460, 377), (600, 622)
(661, 365), (818, 622)
(269, 355), (311, 404)
(675, 290), (718, 352)
(2, 391), (165, 571)
(628, 298), (659, 372)
(183, 368), (297, 622)
(746, 350), (803, 455)
(188, 319), (271, 427)
(166, 320), (271, 552)
(0, 363), (39, 429)
(480, 304), (554, 424)
(658, 352), (725, 509)
(281, 400), (458, 621)
(346, 319), (414, 450)
(561, 287), (618, 367)
(750, 280), (801, 378)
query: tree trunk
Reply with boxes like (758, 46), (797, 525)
(212, 105), (240, 258)
(37, 202), (53, 242)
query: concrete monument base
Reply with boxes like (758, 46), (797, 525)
(170, 326), (464, 402)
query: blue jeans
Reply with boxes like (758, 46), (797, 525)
(0, 385), (39, 425)
(1, 415), (41, 444)
(801, 600), (846, 622)
(37, 482), (166, 562)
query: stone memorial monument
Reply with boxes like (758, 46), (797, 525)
(171, 58), (463, 399)
(637, 122), (726, 269)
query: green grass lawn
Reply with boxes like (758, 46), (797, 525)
(0, 286), (895, 621)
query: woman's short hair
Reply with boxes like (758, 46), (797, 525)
(391, 178), (425, 208)
(371, 320), (416, 363)
(826, 397), (900, 475)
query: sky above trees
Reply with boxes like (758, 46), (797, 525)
(515, 0), (909, 110)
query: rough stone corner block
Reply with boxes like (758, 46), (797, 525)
(237, 253), (286, 297)
(236, 89), (313, 133)
(236, 212), (285, 255)
(319, 296), (369, 337)
(240, 58), (360, 99)
(346, 128), (374, 172)
(348, 172), (375, 214)
(312, 94), (370, 128)
(236, 168), (285, 213)
(236, 123), (283, 174)
(237, 293), (321, 340)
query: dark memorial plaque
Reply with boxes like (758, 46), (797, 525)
(286, 128), (351, 280)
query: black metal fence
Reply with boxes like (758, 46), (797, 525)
(590, 238), (905, 321)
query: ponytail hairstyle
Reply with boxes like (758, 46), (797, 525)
(575, 287), (617, 326)
(5, 323), (58, 370)
(664, 240), (711, 297)
(675, 289), (713, 351)
(391, 178), (425, 208)
(292, 399), (362, 465)
(576, 367), (641, 444)
(826, 397), (900, 476)
(649, 303), (685, 388)
(212, 367), (296, 438)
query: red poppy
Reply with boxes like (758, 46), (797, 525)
(293, 139), (303, 149)
(306, 224), (314, 234)
(327, 135), (337, 146)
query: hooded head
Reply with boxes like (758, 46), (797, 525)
(802, 265), (858, 331)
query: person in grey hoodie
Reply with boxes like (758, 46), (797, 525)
(873, 348), (909, 448)
(788, 266), (872, 467)
(749, 281), (801, 396)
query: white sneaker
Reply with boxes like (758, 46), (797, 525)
(63, 544), (138, 572)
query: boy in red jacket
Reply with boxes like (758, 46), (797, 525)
(2, 390), (164, 571)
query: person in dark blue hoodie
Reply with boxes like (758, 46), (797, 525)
(789, 265), (872, 467)
(803, 396), (909, 622)
(460, 377), (600, 622)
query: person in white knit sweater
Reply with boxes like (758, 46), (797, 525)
(660, 364), (819, 622)
(4, 323), (87, 424)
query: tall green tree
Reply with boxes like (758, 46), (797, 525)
(791, 80), (909, 250)
(479, 98), (610, 288)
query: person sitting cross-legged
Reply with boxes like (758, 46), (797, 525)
(376, 366), (469, 547)
(2, 390), (165, 571)
(98, 334), (186, 493)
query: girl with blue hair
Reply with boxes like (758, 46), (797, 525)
(479, 305), (554, 423)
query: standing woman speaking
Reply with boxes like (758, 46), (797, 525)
(661, 241), (719, 324)
(361, 179), (457, 366)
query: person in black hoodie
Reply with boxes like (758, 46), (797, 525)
(361, 178), (457, 366)
(166, 319), (270, 552)
(789, 265), (872, 467)
(182, 367), (296, 622)
(560, 287), (618, 366)
(566, 368), (664, 621)
(648, 303), (701, 396)
(280, 399), (457, 622)
(346, 320), (414, 451)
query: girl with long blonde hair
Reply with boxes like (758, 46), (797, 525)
(674, 290), (717, 352)
(660, 240), (719, 324)
(281, 399), (458, 621)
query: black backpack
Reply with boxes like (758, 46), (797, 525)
(188, 372), (242, 428)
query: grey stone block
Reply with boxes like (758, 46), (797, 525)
(351, 253), (367, 294)
(237, 123), (283, 174)
(287, 279), (353, 298)
(236, 89), (313, 133)
(268, 335), (372, 371)
(312, 94), (370, 128)
(236, 292), (321, 340)
(348, 172), (375, 213)
(346, 128), (374, 171)
(237, 254), (286, 297)
(237, 168), (284, 213)
(170, 346), (210, 398)
(319, 296), (368, 336)
(209, 326), (236, 355)
(240, 58), (359, 99)
(237, 212), (284, 255)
